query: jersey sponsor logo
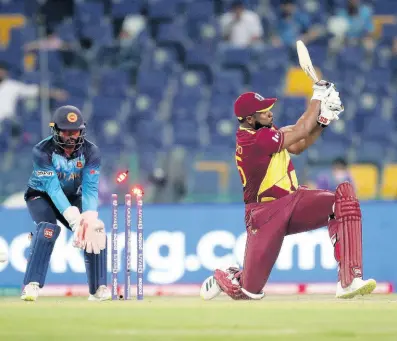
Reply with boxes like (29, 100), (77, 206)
(254, 93), (265, 101)
(43, 228), (54, 239)
(36, 170), (54, 177)
(67, 112), (78, 123)
(90, 169), (99, 175)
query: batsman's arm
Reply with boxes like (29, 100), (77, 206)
(82, 145), (101, 212)
(32, 147), (72, 213)
(279, 99), (322, 150)
(280, 115), (324, 155)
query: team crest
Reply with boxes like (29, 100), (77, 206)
(76, 161), (83, 168)
(44, 228), (54, 239)
(67, 112), (78, 123)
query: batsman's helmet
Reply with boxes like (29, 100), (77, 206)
(50, 105), (86, 150)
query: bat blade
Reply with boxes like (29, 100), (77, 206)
(296, 40), (319, 83)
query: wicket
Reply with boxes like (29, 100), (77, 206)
(111, 190), (144, 300)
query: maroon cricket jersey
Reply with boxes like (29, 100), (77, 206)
(235, 126), (298, 204)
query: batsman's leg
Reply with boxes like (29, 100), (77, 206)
(330, 182), (376, 298)
(287, 184), (376, 298)
(202, 194), (296, 300)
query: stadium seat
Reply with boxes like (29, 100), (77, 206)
(111, 0), (143, 18)
(98, 69), (130, 97)
(61, 69), (91, 96)
(380, 164), (397, 199)
(354, 140), (387, 166)
(251, 67), (285, 96)
(212, 70), (244, 96)
(148, 0), (179, 21)
(257, 46), (289, 69)
(349, 164), (379, 200)
(137, 69), (168, 97)
(186, 1), (215, 21)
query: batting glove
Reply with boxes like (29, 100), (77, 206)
(318, 91), (344, 127)
(312, 80), (335, 101)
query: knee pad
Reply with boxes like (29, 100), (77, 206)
(24, 222), (61, 288)
(328, 182), (363, 288)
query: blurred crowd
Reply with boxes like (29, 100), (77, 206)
(0, 0), (396, 205)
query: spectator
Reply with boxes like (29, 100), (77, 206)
(315, 158), (355, 191)
(272, 0), (323, 48)
(328, 0), (374, 50)
(219, 0), (263, 48)
(116, 10), (147, 70)
(0, 62), (67, 123)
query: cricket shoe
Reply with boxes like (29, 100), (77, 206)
(88, 285), (112, 301)
(335, 278), (377, 299)
(21, 282), (39, 301)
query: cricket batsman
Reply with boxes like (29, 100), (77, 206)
(21, 105), (109, 301)
(200, 81), (376, 300)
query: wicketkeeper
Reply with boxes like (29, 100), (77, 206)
(21, 105), (109, 301)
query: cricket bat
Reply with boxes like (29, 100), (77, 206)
(296, 40), (319, 83)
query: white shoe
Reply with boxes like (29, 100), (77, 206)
(21, 282), (39, 301)
(335, 278), (377, 299)
(200, 275), (222, 300)
(88, 285), (112, 301)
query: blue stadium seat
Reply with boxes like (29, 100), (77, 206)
(374, 1), (397, 15)
(111, 0), (143, 18)
(354, 140), (386, 166)
(98, 69), (130, 97)
(135, 120), (165, 148)
(219, 47), (252, 69)
(173, 122), (201, 148)
(157, 22), (189, 47)
(55, 19), (76, 42)
(257, 46), (289, 69)
(187, 19), (220, 46)
(53, 96), (86, 112)
(141, 47), (179, 72)
(337, 46), (365, 70)
(279, 96), (307, 121)
(75, 1), (104, 26)
(322, 119), (354, 144)
(188, 167), (220, 196)
(251, 67), (286, 96)
(212, 70), (244, 95)
(137, 70), (168, 97)
(186, 1), (215, 21)
(209, 93), (235, 113)
(91, 96), (123, 118)
(148, 0), (179, 21)
(362, 117), (394, 144)
(310, 140), (350, 164)
(81, 21), (114, 46)
(61, 69), (90, 96)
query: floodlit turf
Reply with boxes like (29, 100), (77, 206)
(1, 295), (397, 341)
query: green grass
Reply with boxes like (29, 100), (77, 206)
(1, 295), (397, 341)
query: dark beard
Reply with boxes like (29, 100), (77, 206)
(348, 4), (358, 15)
(254, 121), (272, 130)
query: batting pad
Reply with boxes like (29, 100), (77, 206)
(332, 182), (363, 288)
(84, 240), (107, 295)
(24, 222), (61, 287)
